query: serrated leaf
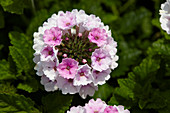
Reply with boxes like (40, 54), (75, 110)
(9, 46), (29, 74)
(109, 58), (161, 110)
(147, 39), (170, 57)
(93, 83), (114, 101)
(9, 31), (34, 74)
(0, 59), (16, 80)
(133, 58), (160, 80)
(0, 83), (16, 94)
(42, 92), (73, 113)
(0, 94), (39, 113)
(17, 77), (39, 93)
(0, 0), (28, 14)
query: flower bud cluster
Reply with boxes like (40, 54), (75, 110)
(67, 98), (130, 113)
(33, 9), (118, 98)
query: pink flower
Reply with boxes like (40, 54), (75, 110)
(57, 58), (79, 79)
(40, 75), (58, 92)
(43, 27), (62, 46)
(73, 64), (93, 86)
(41, 59), (59, 81)
(83, 15), (103, 31)
(56, 76), (80, 94)
(40, 46), (55, 61)
(84, 98), (107, 113)
(67, 106), (86, 113)
(79, 83), (98, 99)
(91, 49), (112, 71)
(104, 106), (119, 113)
(115, 105), (130, 113)
(58, 11), (76, 30)
(92, 69), (111, 86)
(88, 28), (107, 47)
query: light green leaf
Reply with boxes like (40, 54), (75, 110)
(0, 59), (16, 80)
(9, 31), (34, 74)
(0, 0), (29, 14)
(9, 46), (29, 74)
(17, 77), (39, 93)
(0, 0), (13, 6)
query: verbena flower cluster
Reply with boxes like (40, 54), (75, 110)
(67, 98), (130, 113)
(33, 9), (118, 99)
(160, 0), (170, 34)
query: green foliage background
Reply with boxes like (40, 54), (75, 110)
(0, 0), (170, 112)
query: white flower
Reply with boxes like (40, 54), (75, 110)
(40, 75), (58, 92)
(56, 76), (81, 94)
(79, 83), (98, 99)
(160, 0), (170, 34)
(73, 64), (93, 86)
(92, 69), (111, 86)
(67, 106), (86, 113)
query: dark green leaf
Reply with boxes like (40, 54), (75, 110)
(42, 92), (73, 113)
(26, 9), (49, 37)
(93, 83), (114, 101)
(0, 94), (39, 113)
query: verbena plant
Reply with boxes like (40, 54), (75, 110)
(0, 0), (169, 113)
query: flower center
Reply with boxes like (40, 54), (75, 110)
(66, 66), (70, 70)
(96, 57), (101, 61)
(56, 26), (99, 65)
(66, 23), (70, 26)
(80, 72), (85, 76)
(48, 51), (53, 55)
(95, 36), (99, 40)
(53, 37), (57, 41)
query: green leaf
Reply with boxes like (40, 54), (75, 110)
(102, 14), (118, 24)
(0, 94), (39, 113)
(158, 90), (170, 113)
(9, 46), (29, 74)
(147, 39), (170, 57)
(0, 45), (3, 50)
(9, 31), (34, 74)
(152, 18), (161, 29)
(111, 39), (142, 77)
(109, 58), (161, 109)
(0, 59), (16, 80)
(0, 0), (13, 6)
(93, 84), (114, 101)
(118, 8), (152, 35)
(0, 83), (16, 94)
(17, 77), (39, 93)
(0, 0), (29, 14)
(42, 92), (73, 113)
(26, 9), (49, 37)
